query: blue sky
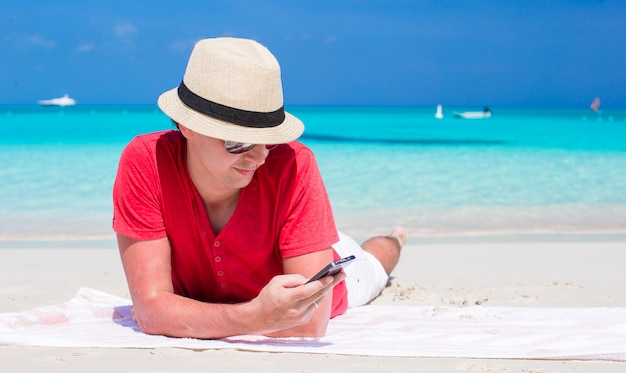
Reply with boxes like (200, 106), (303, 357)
(2, 1), (625, 108)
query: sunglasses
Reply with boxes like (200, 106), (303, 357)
(224, 141), (278, 154)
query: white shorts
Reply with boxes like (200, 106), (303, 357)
(332, 231), (389, 307)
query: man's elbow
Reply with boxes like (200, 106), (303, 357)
(132, 307), (164, 336)
(130, 299), (177, 337)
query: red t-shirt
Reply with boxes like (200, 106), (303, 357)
(113, 130), (347, 317)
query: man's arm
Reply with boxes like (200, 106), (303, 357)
(117, 234), (344, 339)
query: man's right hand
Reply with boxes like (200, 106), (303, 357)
(248, 271), (346, 337)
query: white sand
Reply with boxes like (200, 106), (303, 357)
(1, 239), (625, 372)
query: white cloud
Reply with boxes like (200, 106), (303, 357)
(76, 42), (96, 53)
(7, 34), (57, 50)
(114, 22), (137, 45)
(283, 33), (336, 43)
(325, 35), (337, 44)
(167, 39), (197, 54)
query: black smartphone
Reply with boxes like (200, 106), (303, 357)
(305, 255), (356, 284)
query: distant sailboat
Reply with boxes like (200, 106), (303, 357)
(435, 104), (443, 119)
(38, 94), (76, 107)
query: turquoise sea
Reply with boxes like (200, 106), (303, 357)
(1, 105), (625, 246)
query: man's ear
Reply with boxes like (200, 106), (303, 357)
(178, 124), (194, 139)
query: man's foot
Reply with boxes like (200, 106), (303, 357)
(389, 226), (407, 249)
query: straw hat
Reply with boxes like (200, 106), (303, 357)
(158, 37), (304, 144)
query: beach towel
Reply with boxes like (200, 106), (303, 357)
(1, 288), (625, 361)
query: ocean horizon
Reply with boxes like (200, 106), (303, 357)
(1, 105), (625, 247)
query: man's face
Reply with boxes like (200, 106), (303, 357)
(181, 126), (271, 191)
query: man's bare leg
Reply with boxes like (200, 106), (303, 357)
(361, 226), (406, 275)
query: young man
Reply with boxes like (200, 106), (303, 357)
(113, 37), (405, 339)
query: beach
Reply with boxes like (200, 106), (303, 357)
(2, 236), (625, 372)
(1, 106), (626, 370)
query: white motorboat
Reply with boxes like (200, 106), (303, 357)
(37, 94), (76, 107)
(453, 107), (491, 119)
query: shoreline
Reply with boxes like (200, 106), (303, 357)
(2, 231), (626, 249)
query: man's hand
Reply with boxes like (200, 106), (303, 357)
(249, 271), (346, 336)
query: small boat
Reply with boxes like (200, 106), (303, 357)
(435, 104), (443, 119)
(453, 107), (491, 119)
(38, 94), (76, 107)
